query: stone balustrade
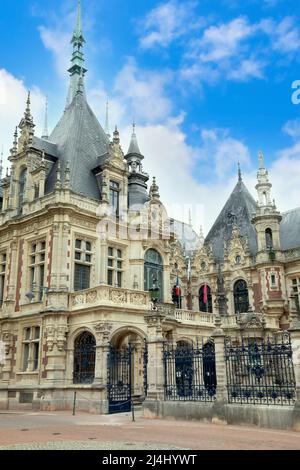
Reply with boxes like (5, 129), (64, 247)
(69, 285), (151, 312)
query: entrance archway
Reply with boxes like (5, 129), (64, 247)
(109, 329), (148, 403)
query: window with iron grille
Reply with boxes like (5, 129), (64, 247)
(107, 247), (123, 287)
(29, 241), (46, 302)
(74, 239), (92, 291)
(0, 252), (7, 306)
(22, 326), (40, 372)
(233, 279), (249, 314)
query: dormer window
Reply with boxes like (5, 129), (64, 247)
(109, 181), (120, 217)
(19, 168), (27, 209)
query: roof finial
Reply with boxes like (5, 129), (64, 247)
(105, 99), (110, 137)
(238, 161), (242, 182)
(127, 121), (142, 155)
(75, 0), (82, 37)
(149, 176), (160, 200)
(66, 0), (87, 107)
(258, 150), (264, 169)
(41, 97), (49, 140)
(189, 209), (192, 227)
(113, 125), (120, 144)
(25, 91), (32, 120)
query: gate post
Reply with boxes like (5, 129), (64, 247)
(289, 315), (300, 430)
(211, 315), (228, 423)
(95, 322), (112, 414)
(143, 310), (166, 417)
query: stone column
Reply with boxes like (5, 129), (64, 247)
(95, 322), (112, 414)
(211, 315), (228, 424)
(143, 311), (166, 417)
(289, 314), (300, 430)
(43, 315), (68, 385)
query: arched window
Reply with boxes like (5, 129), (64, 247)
(265, 228), (273, 250)
(144, 249), (163, 302)
(73, 332), (96, 384)
(234, 279), (249, 314)
(19, 168), (27, 209)
(199, 284), (213, 313)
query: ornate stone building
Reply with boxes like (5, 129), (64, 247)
(0, 1), (299, 413)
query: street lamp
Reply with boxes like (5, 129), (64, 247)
(149, 278), (160, 310)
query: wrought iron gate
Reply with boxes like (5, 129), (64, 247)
(107, 344), (132, 414)
(163, 340), (217, 401)
(224, 333), (296, 405)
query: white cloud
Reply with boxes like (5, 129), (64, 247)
(199, 128), (251, 180)
(139, 0), (202, 49)
(283, 119), (300, 140)
(0, 69), (45, 172)
(268, 144), (300, 212)
(182, 17), (268, 84)
(259, 17), (300, 54)
(180, 15), (300, 85)
(114, 58), (173, 124)
(39, 26), (71, 78)
(195, 18), (254, 63)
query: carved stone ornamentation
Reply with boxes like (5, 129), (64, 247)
(95, 322), (113, 343)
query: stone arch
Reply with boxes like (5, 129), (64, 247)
(109, 325), (147, 399)
(73, 330), (96, 384)
(176, 338), (194, 348)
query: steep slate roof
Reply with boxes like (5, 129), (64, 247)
(45, 87), (109, 199)
(32, 136), (58, 157)
(281, 207), (300, 250)
(204, 179), (258, 260)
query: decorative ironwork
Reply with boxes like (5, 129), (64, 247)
(163, 340), (217, 401)
(107, 344), (132, 414)
(143, 338), (148, 397)
(73, 331), (96, 384)
(224, 333), (296, 406)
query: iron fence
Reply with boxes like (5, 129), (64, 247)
(224, 332), (296, 406)
(163, 340), (217, 401)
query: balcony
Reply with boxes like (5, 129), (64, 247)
(69, 285), (151, 312)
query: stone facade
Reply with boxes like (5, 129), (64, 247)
(0, 1), (300, 414)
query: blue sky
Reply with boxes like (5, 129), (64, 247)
(0, 0), (300, 232)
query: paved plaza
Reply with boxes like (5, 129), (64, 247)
(0, 410), (299, 450)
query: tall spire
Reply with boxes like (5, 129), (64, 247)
(258, 150), (265, 169)
(41, 97), (49, 140)
(66, 0), (87, 107)
(0, 147), (3, 180)
(74, 0), (83, 39)
(189, 209), (192, 227)
(25, 91), (32, 121)
(255, 150), (274, 208)
(237, 161), (242, 182)
(105, 100), (110, 137)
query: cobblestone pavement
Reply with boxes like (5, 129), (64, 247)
(0, 410), (299, 450)
(0, 440), (184, 450)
